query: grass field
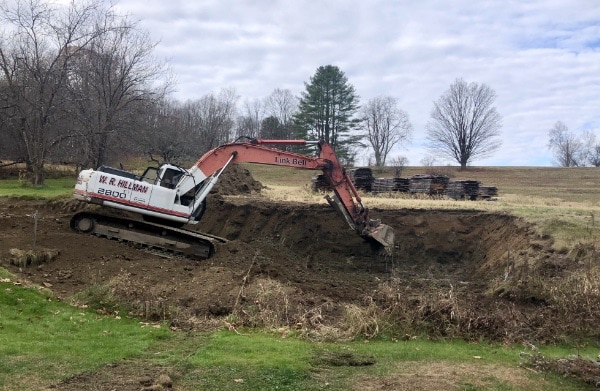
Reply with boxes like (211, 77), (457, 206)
(0, 177), (75, 199)
(0, 271), (170, 390)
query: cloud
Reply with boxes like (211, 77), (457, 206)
(114, 0), (600, 166)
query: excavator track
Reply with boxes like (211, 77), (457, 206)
(70, 211), (226, 260)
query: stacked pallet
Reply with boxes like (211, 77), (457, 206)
(311, 174), (331, 191)
(429, 175), (450, 195)
(446, 180), (480, 200)
(372, 178), (395, 193)
(407, 175), (449, 195)
(408, 175), (433, 194)
(348, 168), (374, 191)
(315, 167), (497, 201)
(478, 185), (498, 199)
(393, 177), (410, 192)
(372, 177), (413, 193)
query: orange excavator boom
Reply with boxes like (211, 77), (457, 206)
(192, 138), (394, 250)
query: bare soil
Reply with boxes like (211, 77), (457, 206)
(0, 166), (589, 390)
(0, 195), (542, 327)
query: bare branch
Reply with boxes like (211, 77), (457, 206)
(360, 96), (412, 167)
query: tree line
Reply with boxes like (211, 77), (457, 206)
(1, 0), (508, 186)
(547, 121), (600, 167)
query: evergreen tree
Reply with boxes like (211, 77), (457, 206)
(293, 65), (362, 157)
(260, 116), (283, 140)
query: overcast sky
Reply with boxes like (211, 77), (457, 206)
(114, 0), (600, 166)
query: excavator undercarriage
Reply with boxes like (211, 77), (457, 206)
(70, 211), (227, 259)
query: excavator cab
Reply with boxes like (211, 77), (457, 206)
(140, 164), (185, 189)
(140, 166), (158, 184)
(156, 165), (185, 189)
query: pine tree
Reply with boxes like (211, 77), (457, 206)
(293, 65), (362, 159)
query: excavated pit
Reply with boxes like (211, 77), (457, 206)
(2, 165), (572, 342)
(0, 191), (556, 338)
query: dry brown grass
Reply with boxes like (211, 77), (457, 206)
(9, 248), (60, 268)
(352, 360), (553, 391)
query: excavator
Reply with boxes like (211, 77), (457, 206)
(71, 138), (395, 259)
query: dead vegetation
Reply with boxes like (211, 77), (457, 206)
(521, 352), (600, 388)
(9, 248), (60, 268)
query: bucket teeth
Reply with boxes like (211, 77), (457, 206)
(366, 223), (395, 253)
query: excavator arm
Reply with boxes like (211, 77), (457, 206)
(185, 138), (394, 250)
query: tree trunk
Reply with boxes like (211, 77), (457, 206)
(30, 160), (45, 186)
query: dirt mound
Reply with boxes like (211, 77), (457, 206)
(210, 164), (263, 195)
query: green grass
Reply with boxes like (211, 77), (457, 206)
(0, 178), (75, 199)
(163, 331), (592, 390)
(183, 331), (315, 390)
(0, 273), (170, 390)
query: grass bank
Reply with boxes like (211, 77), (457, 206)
(0, 178), (75, 199)
(0, 270), (170, 390)
(0, 272), (593, 390)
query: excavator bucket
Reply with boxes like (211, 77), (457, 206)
(366, 222), (395, 254)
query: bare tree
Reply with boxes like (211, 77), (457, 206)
(420, 155), (437, 167)
(192, 88), (238, 150)
(0, 81), (26, 160)
(0, 0), (119, 184)
(580, 129), (600, 167)
(426, 78), (502, 169)
(264, 88), (297, 139)
(65, 14), (169, 168)
(360, 96), (412, 167)
(389, 155), (408, 177)
(137, 99), (199, 165)
(234, 98), (263, 140)
(587, 145), (600, 167)
(548, 121), (584, 167)
(137, 92), (242, 166)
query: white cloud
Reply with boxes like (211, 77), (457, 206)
(113, 0), (600, 166)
